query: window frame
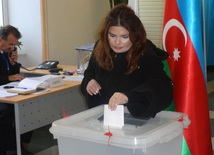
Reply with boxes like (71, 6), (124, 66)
(0, 0), (9, 26)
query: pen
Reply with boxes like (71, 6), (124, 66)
(15, 87), (28, 89)
(98, 91), (101, 96)
(3, 86), (15, 89)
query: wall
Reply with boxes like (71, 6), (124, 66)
(45, 0), (110, 66)
(6, 1), (139, 67)
(7, 0), (42, 67)
(6, 0), (110, 67)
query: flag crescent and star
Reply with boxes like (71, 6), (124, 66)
(163, 19), (187, 62)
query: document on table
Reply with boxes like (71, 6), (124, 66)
(63, 75), (84, 81)
(0, 90), (18, 98)
(104, 105), (124, 128)
(6, 77), (46, 94)
(18, 78), (43, 89)
(6, 75), (62, 95)
(14, 75), (63, 89)
(18, 75), (61, 89)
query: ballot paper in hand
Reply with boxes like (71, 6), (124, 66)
(104, 105), (124, 128)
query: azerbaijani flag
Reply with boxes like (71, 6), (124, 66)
(162, 0), (212, 154)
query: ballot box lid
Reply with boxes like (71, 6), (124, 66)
(50, 105), (190, 150)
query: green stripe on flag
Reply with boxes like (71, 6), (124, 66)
(163, 60), (176, 111)
(163, 60), (171, 77)
(182, 137), (191, 155)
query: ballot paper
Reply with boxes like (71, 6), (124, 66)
(104, 105), (124, 128)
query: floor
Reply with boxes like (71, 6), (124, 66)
(207, 66), (214, 154)
(26, 67), (214, 154)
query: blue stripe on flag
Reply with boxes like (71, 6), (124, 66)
(176, 0), (205, 77)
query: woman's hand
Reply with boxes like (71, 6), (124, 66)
(86, 79), (101, 95)
(108, 92), (128, 110)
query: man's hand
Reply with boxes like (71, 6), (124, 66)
(9, 50), (18, 65)
(8, 74), (25, 82)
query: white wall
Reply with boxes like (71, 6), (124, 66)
(7, 0), (42, 67)
(5, 1), (138, 67)
(6, 0), (110, 67)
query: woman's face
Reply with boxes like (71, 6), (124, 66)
(108, 26), (132, 53)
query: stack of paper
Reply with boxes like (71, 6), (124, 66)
(7, 75), (63, 95)
(7, 87), (37, 95)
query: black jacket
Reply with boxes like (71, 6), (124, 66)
(0, 52), (20, 85)
(81, 40), (173, 118)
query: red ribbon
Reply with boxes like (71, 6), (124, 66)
(62, 106), (70, 118)
(178, 114), (185, 128)
(104, 126), (113, 145)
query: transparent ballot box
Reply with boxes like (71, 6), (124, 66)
(75, 43), (95, 74)
(50, 105), (190, 155)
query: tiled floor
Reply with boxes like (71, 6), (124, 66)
(27, 67), (214, 154)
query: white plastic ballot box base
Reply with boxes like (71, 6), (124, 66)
(57, 134), (182, 155)
(50, 105), (190, 155)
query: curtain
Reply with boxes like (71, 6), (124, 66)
(205, 0), (214, 66)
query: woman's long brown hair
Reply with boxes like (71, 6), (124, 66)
(94, 4), (147, 74)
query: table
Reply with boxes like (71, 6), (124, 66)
(1, 67), (87, 155)
(20, 65), (78, 76)
(0, 80), (87, 155)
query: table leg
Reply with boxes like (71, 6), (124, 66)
(14, 104), (21, 155)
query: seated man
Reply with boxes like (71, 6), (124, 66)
(0, 25), (32, 155)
